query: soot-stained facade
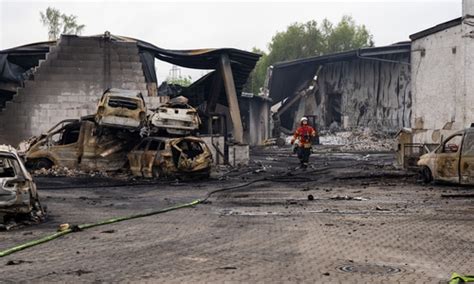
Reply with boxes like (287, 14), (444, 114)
(268, 43), (411, 133)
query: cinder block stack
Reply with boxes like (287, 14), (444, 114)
(0, 34), (150, 146)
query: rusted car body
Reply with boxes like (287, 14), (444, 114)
(418, 127), (474, 184)
(128, 136), (212, 178)
(0, 145), (44, 227)
(26, 118), (139, 171)
(149, 96), (201, 135)
(96, 88), (147, 130)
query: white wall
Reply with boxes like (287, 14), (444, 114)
(411, 18), (474, 143)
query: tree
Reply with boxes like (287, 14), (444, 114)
(166, 75), (193, 87)
(247, 16), (373, 94)
(40, 7), (85, 40)
(246, 47), (267, 94)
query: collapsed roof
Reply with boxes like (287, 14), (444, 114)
(0, 41), (56, 83)
(0, 34), (260, 107)
(267, 42), (411, 104)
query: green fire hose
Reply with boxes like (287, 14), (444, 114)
(0, 178), (264, 258)
(0, 199), (201, 258)
(449, 273), (474, 284)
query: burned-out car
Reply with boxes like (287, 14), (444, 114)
(128, 136), (212, 178)
(418, 127), (474, 184)
(149, 96), (201, 135)
(96, 88), (147, 130)
(0, 145), (44, 229)
(26, 118), (139, 171)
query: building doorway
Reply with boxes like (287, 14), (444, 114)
(326, 93), (342, 126)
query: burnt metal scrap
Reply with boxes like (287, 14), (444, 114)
(25, 118), (140, 172)
(128, 136), (212, 178)
(149, 96), (201, 136)
(0, 145), (45, 229)
(24, 89), (146, 172)
(24, 90), (212, 178)
(95, 88), (147, 130)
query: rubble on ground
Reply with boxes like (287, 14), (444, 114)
(33, 166), (109, 178)
(282, 128), (395, 151)
(320, 128), (395, 152)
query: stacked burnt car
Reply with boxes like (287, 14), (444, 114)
(129, 96), (211, 178)
(24, 88), (212, 178)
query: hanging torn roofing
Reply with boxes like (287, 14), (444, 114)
(0, 33), (261, 101)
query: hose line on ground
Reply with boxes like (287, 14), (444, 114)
(0, 178), (266, 258)
(0, 163), (409, 258)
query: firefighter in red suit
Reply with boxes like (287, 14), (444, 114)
(290, 117), (317, 168)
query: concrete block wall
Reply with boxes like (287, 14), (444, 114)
(201, 136), (225, 165)
(0, 35), (149, 146)
(228, 144), (249, 167)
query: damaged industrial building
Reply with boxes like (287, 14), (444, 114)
(267, 4), (474, 146)
(1, 1), (474, 282)
(267, 42), (411, 135)
(0, 33), (261, 169)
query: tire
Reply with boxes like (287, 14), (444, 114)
(421, 166), (433, 184)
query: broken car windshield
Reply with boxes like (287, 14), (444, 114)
(108, 98), (139, 110)
(0, 155), (19, 178)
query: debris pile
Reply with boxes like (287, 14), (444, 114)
(319, 128), (395, 152)
(330, 195), (369, 201)
(33, 166), (109, 178)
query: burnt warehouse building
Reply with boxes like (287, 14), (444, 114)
(0, 34), (260, 146)
(268, 42), (411, 134)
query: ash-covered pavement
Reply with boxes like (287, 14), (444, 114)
(0, 147), (473, 283)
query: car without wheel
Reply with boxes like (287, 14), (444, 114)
(0, 145), (44, 229)
(418, 126), (474, 185)
(96, 88), (147, 130)
(128, 136), (212, 178)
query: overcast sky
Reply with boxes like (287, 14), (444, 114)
(0, 0), (462, 82)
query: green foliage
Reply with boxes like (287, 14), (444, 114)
(40, 7), (85, 40)
(246, 16), (373, 94)
(245, 47), (267, 94)
(167, 75), (193, 87)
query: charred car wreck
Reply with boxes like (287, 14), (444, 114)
(24, 90), (212, 178)
(0, 145), (44, 230)
(418, 127), (474, 185)
(25, 117), (140, 171)
(128, 136), (212, 178)
(149, 96), (200, 136)
(96, 88), (147, 130)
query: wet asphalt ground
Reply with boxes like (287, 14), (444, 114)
(0, 146), (473, 283)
